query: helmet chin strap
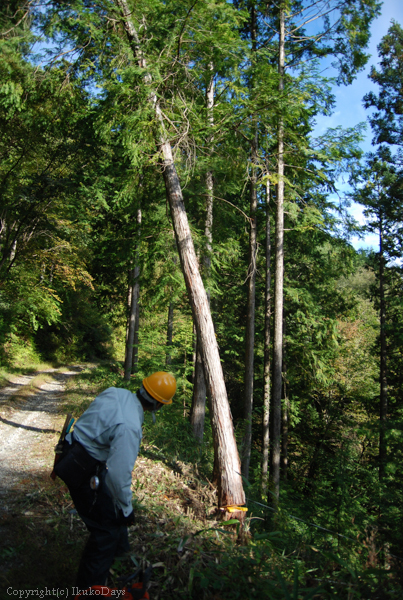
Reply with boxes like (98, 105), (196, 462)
(139, 386), (161, 422)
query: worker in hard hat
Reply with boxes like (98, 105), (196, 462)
(54, 371), (176, 590)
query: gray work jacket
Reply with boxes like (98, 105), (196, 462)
(66, 387), (144, 517)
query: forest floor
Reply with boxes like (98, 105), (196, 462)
(0, 365), (399, 599)
(0, 366), (226, 600)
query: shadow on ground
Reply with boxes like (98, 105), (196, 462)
(0, 471), (84, 594)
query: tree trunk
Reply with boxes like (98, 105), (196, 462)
(115, 0), (245, 512)
(262, 177), (271, 495)
(166, 302), (174, 366)
(162, 159), (245, 509)
(192, 321), (197, 384)
(281, 329), (288, 480)
(271, 4), (285, 503)
(191, 65), (214, 441)
(241, 128), (258, 480)
(124, 205), (141, 381)
(379, 213), (388, 480)
(132, 301), (140, 374)
(241, 4), (258, 482)
(204, 63), (214, 295)
(190, 339), (207, 442)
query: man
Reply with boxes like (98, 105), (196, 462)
(54, 371), (176, 589)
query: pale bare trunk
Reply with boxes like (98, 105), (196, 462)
(204, 64), (214, 288)
(126, 279), (132, 346)
(241, 6), (258, 482)
(9, 239), (17, 262)
(191, 340), (207, 442)
(262, 177), (271, 495)
(115, 0), (245, 511)
(241, 129), (258, 480)
(271, 5), (285, 503)
(191, 65), (214, 442)
(124, 205), (142, 381)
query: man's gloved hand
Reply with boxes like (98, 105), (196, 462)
(119, 510), (135, 526)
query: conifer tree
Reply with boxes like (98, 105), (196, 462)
(351, 152), (401, 479)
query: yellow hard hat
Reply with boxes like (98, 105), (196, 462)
(142, 372), (176, 405)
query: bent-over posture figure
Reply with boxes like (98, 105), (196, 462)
(54, 371), (176, 589)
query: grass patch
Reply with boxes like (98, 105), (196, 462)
(7, 373), (55, 403)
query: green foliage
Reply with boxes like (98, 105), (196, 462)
(1, 1), (403, 595)
(364, 21), (403, 146)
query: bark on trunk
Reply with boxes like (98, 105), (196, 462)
(124, 205), (142, 381)
(163, 162), (244, 508)
(166, 302), (174, 366)
(190, 66), (214, 441)
(379, 214), (388, 480)
(132, 301), (140, 374)
(241, 128), (258, 480)
(115, 0), (245, 511)
(271, 4), (285, 503)
(262, 177), (271, 495)
(190, 340), (207, 442)
(204, 64), (214, 289)
(281, 336), (288, 480)
(241, 5), (258, 482)
(192, 321), (197, 385)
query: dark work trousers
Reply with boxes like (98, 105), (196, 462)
(55, 439), (130, 588)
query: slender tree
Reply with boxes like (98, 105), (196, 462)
(191, 64), (215, 442)
(124, 204), (142, 380)
(262, 176), (272, 494)
(271, 2), (286, 501)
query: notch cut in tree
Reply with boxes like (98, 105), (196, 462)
(115, 0), (245, 513)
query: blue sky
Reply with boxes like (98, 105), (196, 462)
(313, 0), (403, 252)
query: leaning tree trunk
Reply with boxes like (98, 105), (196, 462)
(379, 212), (388, 481)
(262, 177), (271, 495)
(115, 0), (245, 513)
(124, 205), (141, 381)
(271, 3), (285, 503)
(191, 64), (215, 441)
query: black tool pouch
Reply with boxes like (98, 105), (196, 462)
(54, 439), (102, 490)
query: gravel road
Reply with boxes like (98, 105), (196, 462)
(0, 368), (81, 512)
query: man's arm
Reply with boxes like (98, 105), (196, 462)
(105, 424), (141, 516)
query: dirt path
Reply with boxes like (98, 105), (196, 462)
(0, 368), (81, 513)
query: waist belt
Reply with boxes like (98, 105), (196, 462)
(54, 435), (105, 489)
